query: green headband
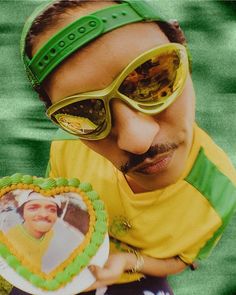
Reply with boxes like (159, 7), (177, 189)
(21, 0), (164, 89)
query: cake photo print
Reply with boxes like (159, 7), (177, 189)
(0, 174), (109, 295)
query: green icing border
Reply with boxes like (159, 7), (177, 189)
(0, 173), (108, 291)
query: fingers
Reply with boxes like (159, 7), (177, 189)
(85, 266), (109, 291)
(85, 281), (98, 292)
(87, 254), (127, 290)
(89, 265), (118, 281)
(88, 264), (121, 289)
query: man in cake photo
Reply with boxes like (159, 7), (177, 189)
(4, 190), (62, 273)
(10, 0), (236, 294)
(2, 190), (87, 275)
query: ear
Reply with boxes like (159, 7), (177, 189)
(157, 19), (192, 73)
(157, 19), (187, 45)
(38, 87), (52, 108)
(169, 19), (188, 44)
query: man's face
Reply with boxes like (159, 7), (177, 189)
(23, 199), (57, 237)
(36, 5), (196, 192)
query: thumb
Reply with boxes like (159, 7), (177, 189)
(88, 265), (111, 281)
(88, 265), (102, 278)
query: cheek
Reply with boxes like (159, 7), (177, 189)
(50, 213), (57, 222)
(81, 139), (114, 159)
(23, 210), (35, 220)
(181, 75), (196, 114)
(81, 138), (124, 169)
(163, 75), (195, 124)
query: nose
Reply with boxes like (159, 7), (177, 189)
(111, 100), (160, 154)
(38, 208), (48, 217)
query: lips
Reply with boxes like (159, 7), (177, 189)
(33, 219), (52, 224)
(133, 151), (174, 175)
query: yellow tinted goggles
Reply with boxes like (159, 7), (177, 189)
(46, 43), (189, 140)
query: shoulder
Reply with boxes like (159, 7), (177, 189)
(49, 139), (113, 183)
(51, 138), (84, 154)
(195, 125), (236, 184)
(6, 223), (23, 238)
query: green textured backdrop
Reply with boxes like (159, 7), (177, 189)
(0, 1), (236, 294)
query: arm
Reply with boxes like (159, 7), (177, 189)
(88, 252), (187, 290)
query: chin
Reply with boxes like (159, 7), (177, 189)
(131, 158), (186, 191)
(35, 225), (53, 232)
(135, 174), (178, 191)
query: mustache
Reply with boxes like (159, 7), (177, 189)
(33, 217), (52, 223)
(120, 143), (179, 174)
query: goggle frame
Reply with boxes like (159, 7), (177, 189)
(46, 43), (189, 140)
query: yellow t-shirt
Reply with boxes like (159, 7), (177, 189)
(6, 224), (54, 273)
(48, 124), (236, 267)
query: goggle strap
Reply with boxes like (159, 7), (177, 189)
(27, 2), (163, 85)
(20, 0), (53, 59)
(123, 0), (164, 21)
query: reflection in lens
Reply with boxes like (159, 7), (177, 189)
(119, 49), (181, 103)
(52, 99), (106, 135)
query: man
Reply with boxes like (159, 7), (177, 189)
(6, 191), (61, 273)
(14, 0), (236, 294)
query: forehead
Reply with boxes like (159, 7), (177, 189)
(47, 24), (169, 102)
(25, 200), (57, 207)
(33, 4), (170, 102)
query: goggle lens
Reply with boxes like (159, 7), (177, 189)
(118, 49), (181, 105)
(51, 99), (106, 135)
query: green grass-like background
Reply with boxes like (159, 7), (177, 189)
(0, 1), (236, 294)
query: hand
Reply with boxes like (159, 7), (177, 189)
(87, 253), (129, 290)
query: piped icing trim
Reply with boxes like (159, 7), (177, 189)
(0, 173), (108, 291)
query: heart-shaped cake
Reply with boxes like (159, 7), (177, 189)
(0, 173), (108, 294)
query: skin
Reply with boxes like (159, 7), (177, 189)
(31, 1), (196, 288)
(23, 199), (58, 239)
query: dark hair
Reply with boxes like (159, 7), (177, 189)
(25, 0), (187, 107)
(17, 201), (63, 218)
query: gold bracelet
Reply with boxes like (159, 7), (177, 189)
(129, 249), (144, 273)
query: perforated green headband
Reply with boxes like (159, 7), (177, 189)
(20, 0), (164, 89)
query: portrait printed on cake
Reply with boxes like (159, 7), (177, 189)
(0, 189), (90, 274)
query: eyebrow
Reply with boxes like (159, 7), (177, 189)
(25, 203), (57, 208)
(45, 204), (57, 209)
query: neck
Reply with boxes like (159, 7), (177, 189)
(124, 175), (148, 193)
